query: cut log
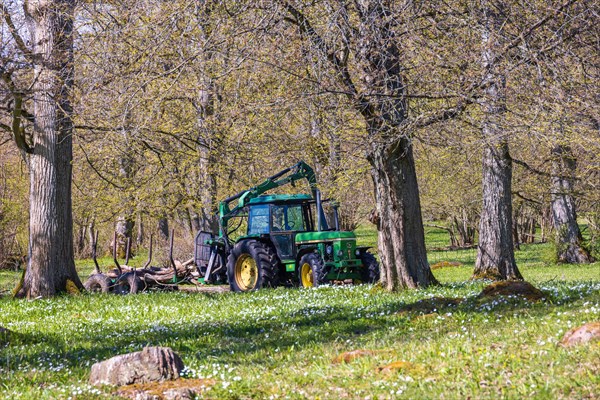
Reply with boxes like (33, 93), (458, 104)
(102, 261), (196, 287)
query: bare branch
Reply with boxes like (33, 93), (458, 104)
(278, 1), (358, 98)
(511, 157), (552, 178)
(1, 2), (32, 57)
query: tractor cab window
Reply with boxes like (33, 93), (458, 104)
(248, 205), (270, 235)
(271, 204), (306, 232)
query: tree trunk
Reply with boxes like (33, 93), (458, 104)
(75, 224), (87, 257)
(87, 219), (96, 258)
(190, 3), (219, 236)
(358, 2), (436, 289)
(550, 144), (594, 263)
(158, 216), (170, 242)
(475, 143), (522, 279)
(473, 1), (522, 280)
(115, 216), (134, 259)
(368, 137), (437, 290)
(136, 212), (144, 246)
(540, 205), (552, 243)
(281, 0), (437, 290)
(18, 0), (82, 298)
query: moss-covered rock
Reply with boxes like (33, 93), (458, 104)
(478, 280), (545, 301)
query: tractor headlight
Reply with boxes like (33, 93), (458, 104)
(355, 249), (361, 257)
(326, 244), (333, 255)
(337, 250), (344, 257)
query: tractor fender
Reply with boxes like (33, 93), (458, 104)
(296, 246), (318, 265)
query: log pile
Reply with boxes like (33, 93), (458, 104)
(83, 258), (201, 294)
(104, 258), (198, 285)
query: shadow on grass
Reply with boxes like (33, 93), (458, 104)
(1, 282), (598, 372)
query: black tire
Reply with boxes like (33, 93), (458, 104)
(360, 251), (380, 284)
(84, 274), (111, 293)
(227, 240), (280, 292)
(298, 253), (328, 288)
(113, 272), (141, 295)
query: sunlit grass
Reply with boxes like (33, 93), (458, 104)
(1, 225), (599, 399)
(1, 271), (599, 399)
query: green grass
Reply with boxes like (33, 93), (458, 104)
(1, 227), (599, 399)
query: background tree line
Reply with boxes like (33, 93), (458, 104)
(0, 0), (598, 296)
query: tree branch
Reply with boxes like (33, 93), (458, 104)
(493, 0), (579, 68)
(513, 191), (543, 205)
(278, 1), (358, 98)
(1, 2), (32, 58)
(1, 67), (33, 153)
(78, 143), (125, 190)
(511, 157), (551, 177)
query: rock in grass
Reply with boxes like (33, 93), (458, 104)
(115, 379), (215, 400)
(90, 347), (184, 387)
(478, 281), (545, 301)
(376, 360), (421, 374)
(332, 349), (377, 364)
(430, 261), (462, 270)
(560, 322), (600, 347)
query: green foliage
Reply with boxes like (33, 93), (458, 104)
(0, 152), (28, 269)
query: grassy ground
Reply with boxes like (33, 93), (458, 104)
(0, 228), (599, 399)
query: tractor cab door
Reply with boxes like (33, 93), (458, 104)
(270, 204), (306, 260)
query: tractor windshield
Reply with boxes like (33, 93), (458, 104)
(271, 204), (306, 232)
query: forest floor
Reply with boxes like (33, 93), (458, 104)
(0, 227), (599, 399)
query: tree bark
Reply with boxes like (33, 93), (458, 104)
(190, 2), (219, 235)
(115, 216), (134, 258)
(281, 0), (437, 289)
(550, 144), (594, 263)
(473, 0), (522, 280)
(136, 211), (144, 246)
(368, 136), (436, 290)
(357, 2), (437, 289)
(87, 219), (96, 258)
(158, 216), (170, 242)
(19, 0), (82, 297)
(75, 224), (86, 257)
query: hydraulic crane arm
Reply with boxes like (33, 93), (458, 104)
(219, 161), (317, 219)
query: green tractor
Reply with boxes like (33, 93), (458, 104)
(194, 161), (379, 292)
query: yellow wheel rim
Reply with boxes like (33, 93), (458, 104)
(300, 262), (314, 287)
(235, 254), (258, 290)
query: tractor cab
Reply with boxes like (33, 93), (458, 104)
(245, 194), (325, 262)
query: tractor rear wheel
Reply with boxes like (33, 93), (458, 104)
(298, 253), (327, 288)
(84, 274), (111, 293)
(359, 251), (380, 284)
(227, 240), (280, 292)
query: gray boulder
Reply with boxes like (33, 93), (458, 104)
(90, 346), (184, 387)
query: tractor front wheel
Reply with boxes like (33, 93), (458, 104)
(298, 253), (327, 288)
(359, 251), (380, 284)
(227, 240), (280, 292)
